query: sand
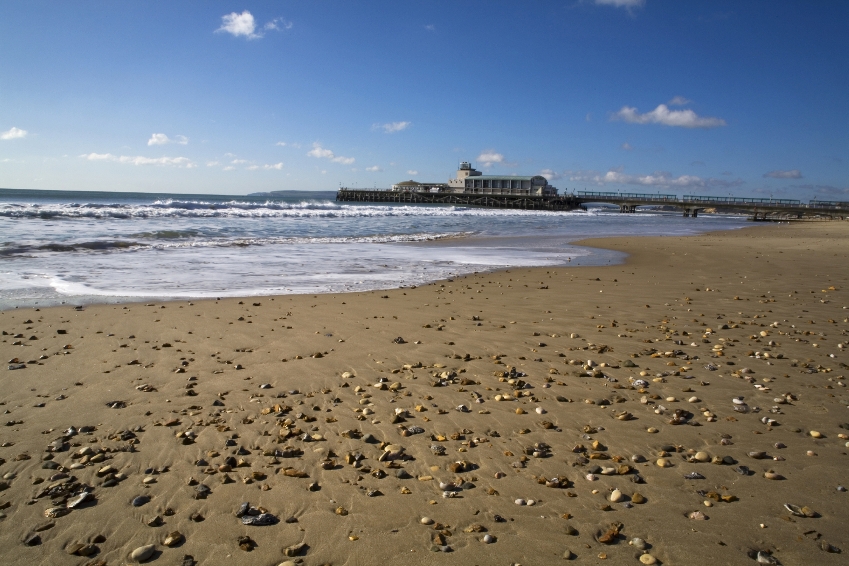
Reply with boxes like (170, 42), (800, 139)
(1, 221), (848, 566)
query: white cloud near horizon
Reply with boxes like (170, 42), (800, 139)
(307, 142), (355, 165)
(80, 153), (195, 168)
(540, 169), (563, 181)
(569, 168), (743, 190)
(148, 133), (188, 146)
(477, 151), (505, 168)
(763, 169), (802, 179)
(613, 104), (726, 128)
(216, 11), (290, 40)
(264, 163), (283, 170)
(1, 127), (27, 140)
(407, 170), (418, 176)
(365, 165), (383, 172)
(374, 121), (411, 133)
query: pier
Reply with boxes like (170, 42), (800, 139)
(336, 188), (848, 220)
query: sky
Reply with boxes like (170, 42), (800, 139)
(1, 0), (847, 198)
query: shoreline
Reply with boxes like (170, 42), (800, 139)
(1, 221), (848, 565)
(0, 215), (754, 312)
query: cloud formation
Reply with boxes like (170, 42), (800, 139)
(148, 133), (188, 146)
(477, 151), (505, 167)
(365, 165), (383, 172)
(1, 126), (27, 140)
(594, 0), (645, 8)
(307, 143), (355, 165)
(374, 121), (411, 133)
(613, 104), (726, 128)
(540, 169), (563, 181)
(668, 96), (692, 106)
(569, 168), (743, 190)
(763, 169), (802, 179)
(621, 142), (633, 151)
(80, 153), (195, 168)
(264, 163), (284, 170)
(216, 11), (290, 39)
(407, 170), (418, 176)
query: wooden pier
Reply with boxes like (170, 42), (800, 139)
(336, 188), (848, 220)
(336, 189), (581, 211)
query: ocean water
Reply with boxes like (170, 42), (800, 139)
(0, 188), (751, 310)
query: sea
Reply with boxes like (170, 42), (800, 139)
(0, 188), (752, 310)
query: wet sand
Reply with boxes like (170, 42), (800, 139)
(1, 221), (848, 565)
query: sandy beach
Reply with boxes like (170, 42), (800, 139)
(1, 221), (848, 566)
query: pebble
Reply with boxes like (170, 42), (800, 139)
(639, 554), (658, 565)
(164, 531), (183, 547)
(420, 517), (434, 525)
(609, 489), (624, 503)
(130, 544), (155, 562)
(482, 534), (495, 543)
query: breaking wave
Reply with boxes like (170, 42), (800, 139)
(0, 232), (473, 257)
(0, 199), (596, 220)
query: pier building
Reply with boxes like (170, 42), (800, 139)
(391, 161), (557, 197)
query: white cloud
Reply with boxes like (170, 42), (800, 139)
(264, 162), (284, 170)
(540, 169), (563, 181)
(307, 142), (355, 165)
(621, 142), (633, 151)
(80, 153), (195, 168)
(81, 152), (114, 161)
(148, 133), (188, 146)
(216, 11), (290, 40)
(374, 121), (411, 133)
(569, 168), (743, 190)
(594, 0), (645, 7)
(763, 169), (802, 179)
(424, 24), (435, 32)
(223, 166), (235, 171)
(264, 18), (293, 31)
(668, 96), (692, 106)
(206, 161), (219, 167)
(275, 141), (287, 146)
(613, 104), (726, 128)
(407, 170), (418, 176)
(217, 11), (261, 39)
(366, 165), (383, 172)
(477, 151), (505, 168)
(230, 159), (248, 165)
(1, 126), (27, 140)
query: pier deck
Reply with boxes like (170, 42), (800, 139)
(336, 188), (848, 219)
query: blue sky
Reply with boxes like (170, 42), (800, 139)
(1, 0), (846, 198)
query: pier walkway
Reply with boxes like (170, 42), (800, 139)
(336, 189), (848, 219)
